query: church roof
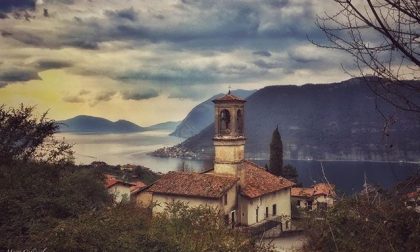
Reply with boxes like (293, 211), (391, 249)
(146, 171), (239, 199)
(212, 91), (246, 103)
(240, 160), (295, 199)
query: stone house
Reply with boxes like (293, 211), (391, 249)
(291, 183), (336, 210)
(134, 91), (295, 229)
(105, 174), (146, 203)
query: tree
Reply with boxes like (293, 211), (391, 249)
(269, 126), (283, 176)
(303, 195), (420, 252)
(0, 162), (111, 248)
(0, 104), (73, 165)
(313, 0), (420, 113)
(282, 164), (298, 182)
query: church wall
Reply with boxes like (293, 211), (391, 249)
(241, 189), (291, 228)
(222, 185), (238, 215)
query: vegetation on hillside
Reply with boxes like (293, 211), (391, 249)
(0, 104), (271, 251)
(303, 188), (420, 252)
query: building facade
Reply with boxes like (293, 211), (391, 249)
(135, 91), (295, 228)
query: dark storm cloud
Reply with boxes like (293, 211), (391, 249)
(117, 68), (217, 85)
(264, 0), (289, 8)
(121, 89), (159, 100)
(1, 0), (321, 54)
(253, 50), (271, 57)
(35, 59), (73, 70)
(253, 59), (283, 69)
(0, 12), (9, 19)
(1, 30), (44, 46)
(0, 0), (36, 12)
(0, 68), (41, 83)
(104, 7), (138, 21)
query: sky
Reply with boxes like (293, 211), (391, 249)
(0, 0), (355, 126)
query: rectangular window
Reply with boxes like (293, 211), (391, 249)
(265, 207), (269, 218)
(224, 194), (227, 205)
(256, 208), (259, 222)
(273, 204), (277, 216)
(296, 200), (300, 207)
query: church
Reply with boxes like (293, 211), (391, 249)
(135, 91), (295, 228)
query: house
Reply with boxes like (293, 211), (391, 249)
(105, 174), (146, 203)
(134, 91), (295, 229)
(291, 183), (336, 210)
(404, 187), (420, 213)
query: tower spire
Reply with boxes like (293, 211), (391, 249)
(228, 85), (231, 94)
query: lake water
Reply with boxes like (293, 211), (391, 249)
(58, 131), (420, 194)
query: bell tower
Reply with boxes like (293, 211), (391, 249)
(212, 90), (246, 176)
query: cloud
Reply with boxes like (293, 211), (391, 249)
(0, 68), (41, 83)
(79, 89), (90, 96)
(0, 0), (36, 12)
(90, 90), (116, 106)
(35, 59), (73, 70)
(62, 95), (84, 103)
(104, 7), (138, 21)
(0, 13), (9, 19)
(121, 88), (159, 100)
(253, 59), (283, 69)
(253, 50), (271, 57)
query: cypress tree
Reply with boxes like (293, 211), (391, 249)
(269, 126), (283, 176)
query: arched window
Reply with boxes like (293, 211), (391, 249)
(236, 109), (243, 134)
(220, 109), (230, 134)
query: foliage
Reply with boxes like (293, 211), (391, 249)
(36, 203), (159, 252)
(282, 164), (298, 182)
(132, 166), (161, 185)
(0, 161), (269, 251)
(313, 0), (420, 113)
(0, 162), (111, 249)
(269, 126), (283, 176)
(303, 196), (420, 252)
(151, 201), (273, 252)
(0, 104), (74, 165)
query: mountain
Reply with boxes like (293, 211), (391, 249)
(170, 89), (256, 138)
(59, 115), (145, 133)
(146, 121), (180, 131)
(176, 78), (420, 161)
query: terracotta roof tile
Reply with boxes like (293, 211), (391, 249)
(240, 160), (295, 198)
(147, 172), (239, 199)
(291, 187), (314, 198)
(104, 174), (146, 192)
(291, 183), (336, 198)
(104, 174), (119, 188)
(313, 183), (336, 196)
(130, 181), (147, 193)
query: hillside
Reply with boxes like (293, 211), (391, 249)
(170, 89), (255, 138)
(146, 121), (180, 131)
(174, 78), (420, 161)
(59, 115), (145, 133)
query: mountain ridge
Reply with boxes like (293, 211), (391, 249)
(58, 115), (179, 133)
(161, 77), (420, 162)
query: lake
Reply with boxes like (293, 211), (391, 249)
(58, 131), (420, 194)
